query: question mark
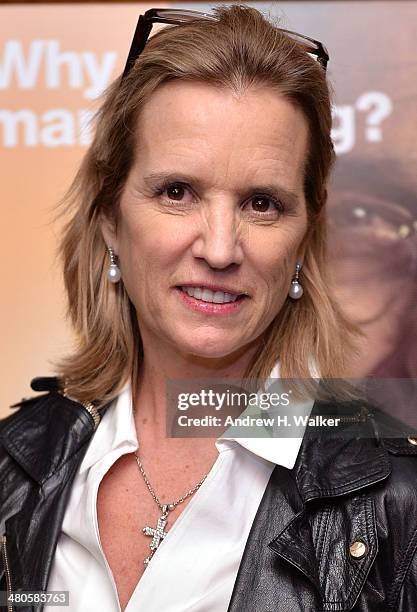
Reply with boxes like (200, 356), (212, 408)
(356, 92), (393, 143)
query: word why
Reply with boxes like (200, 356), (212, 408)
(0, 40), (117, 99)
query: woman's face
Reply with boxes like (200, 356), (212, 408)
(102, 81), (309, 362)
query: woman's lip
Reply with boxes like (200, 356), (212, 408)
(174, 287), (248, 315)
(176, 284), (247, 296)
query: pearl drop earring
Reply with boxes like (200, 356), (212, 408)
(107, 246), (121, 283)
(289, 262), (303, 300)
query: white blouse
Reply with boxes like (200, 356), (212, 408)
(46, 371), (312, 612)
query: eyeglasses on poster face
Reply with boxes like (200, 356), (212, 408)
(330, 193), (417, 243)
(121, 7), (330, 81)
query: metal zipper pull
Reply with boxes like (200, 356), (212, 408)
(60, 379), (101, 431)
(81, 401), (101, 431)
(1, 535), (13, 612)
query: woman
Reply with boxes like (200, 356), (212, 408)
(1, 5), (417, 612)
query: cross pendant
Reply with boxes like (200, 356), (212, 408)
(142, 504), (171, 565)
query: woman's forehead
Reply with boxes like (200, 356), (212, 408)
(134, 80), (309, 188)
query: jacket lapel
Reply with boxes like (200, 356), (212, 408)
(229, 401), (392, 611)
(293, 430), (391, 503)
(227, 464), (310, 610)
(4, 445), (90, 596)
(268, 436), (388, 608)
(0, 392), (100, 604)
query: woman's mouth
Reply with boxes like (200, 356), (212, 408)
(174, 286), (248, 314)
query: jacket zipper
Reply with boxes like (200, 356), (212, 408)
(81, 401), (101, 430)
(325, 407), (370, 424)
(1, 535), (13, 612)
(60, 380), (101, 431)
(338, 414), (366, 424)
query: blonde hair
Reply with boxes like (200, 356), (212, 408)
(56, 4), (359, 407)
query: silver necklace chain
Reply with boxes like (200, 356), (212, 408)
(134, 450), (208, 565)
(134, 451), (208, 512)
(132, 396), (208, 564)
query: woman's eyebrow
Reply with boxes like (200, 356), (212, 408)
(143, 171), (202, 188)
(143, 171), (301, 206)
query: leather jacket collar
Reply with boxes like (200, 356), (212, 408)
(2, 383), (392, 493)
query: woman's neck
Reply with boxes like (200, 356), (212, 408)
(132, 337), (260, 437)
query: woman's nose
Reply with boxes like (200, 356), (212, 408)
(191, 205), (244, 269)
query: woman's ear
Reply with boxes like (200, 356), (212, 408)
(100, 212), (118, 254)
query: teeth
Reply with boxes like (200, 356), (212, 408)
(181, 287), (239, 303)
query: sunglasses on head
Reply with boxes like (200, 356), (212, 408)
(122, 7), (330, 81)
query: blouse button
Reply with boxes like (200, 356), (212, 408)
(407, 437), (417, 446)
(349, 540), (367, 559)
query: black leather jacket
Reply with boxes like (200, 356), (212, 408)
(1, 378), (417, 612)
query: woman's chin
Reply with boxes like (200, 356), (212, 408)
(175, 334), (246, 361)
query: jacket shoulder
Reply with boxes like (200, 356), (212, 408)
(368, 401), (417, 455)
(0, 376), (99, 487)
(0, 377), (64, 432)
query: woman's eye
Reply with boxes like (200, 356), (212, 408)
(156, 181), (193, 204)
(155, 183), (284, 216)
(165, 183), (186, 201)
(246, 195), (284, 216)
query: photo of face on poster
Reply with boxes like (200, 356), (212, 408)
(329, 159), (417, 378)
